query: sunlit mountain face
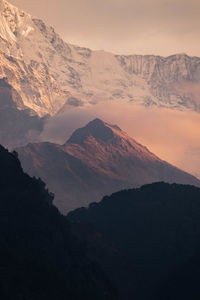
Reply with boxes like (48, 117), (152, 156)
(1, 1), (200, 299)
(16, 119), (200, 213)
(1, 0), (200, 117)
(0, 0), (199, 181)
(0, 0), (200, 117)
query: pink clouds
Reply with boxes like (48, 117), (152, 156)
(41, 101), (200, 178)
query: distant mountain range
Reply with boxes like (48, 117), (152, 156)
(16, 118), (200, 213)
(0, 0), (200, 120)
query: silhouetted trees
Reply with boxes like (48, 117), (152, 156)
(68, 182), (200, 300)
(0, 145), (117, 300)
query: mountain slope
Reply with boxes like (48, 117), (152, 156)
(68, 182), (200, 300)
(0, 78), (45, 147)
(0, 144), (117, 300)
(16, 119), (200, 213)
(0, 0), (200, 117)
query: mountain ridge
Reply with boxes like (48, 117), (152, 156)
(0, 143), (118, 300)
(16, 119), (200, 213)
(0, 0), (200, 117)
(67, 181), (200, 300)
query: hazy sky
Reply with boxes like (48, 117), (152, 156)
(41, 103), (200, 179)
(10, 0), (200, 56)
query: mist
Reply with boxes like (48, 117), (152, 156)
(40, 102), (200, 179)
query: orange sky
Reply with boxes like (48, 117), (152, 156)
(8, 0), (200, 178)
(10, 0), (200, 56)
(41, 103), (200, 179)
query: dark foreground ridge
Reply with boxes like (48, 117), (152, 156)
(68, 182), (200, 300)
(0, 145), (117, 300)
(2, 143), (200, 300)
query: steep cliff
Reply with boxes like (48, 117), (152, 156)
(0, 0), (200, 116)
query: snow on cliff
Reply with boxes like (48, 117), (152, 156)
(0, 0), (200, 116)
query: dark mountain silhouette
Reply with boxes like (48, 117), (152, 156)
(0, 145), (117, 300)
(1, 143), (200, 300)
(17, 118), (200, 213)
(68, 182), (200, 300)
(153, 249), (200, 300)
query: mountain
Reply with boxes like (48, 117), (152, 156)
(0, 0), (200, 118)
(0, 78), (45, 148)
(16, 118), (200, 213)
(2, 144), (200, 300)
(68, 182), (200, 300)
(0, 144), (117, 300)
(0, 0), (72, 116)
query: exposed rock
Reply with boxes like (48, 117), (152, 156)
(0, 0), (200, 116)
(16, 119), (200, 213)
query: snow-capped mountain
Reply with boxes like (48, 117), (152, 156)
(16, 119), (200, 213)
(0, 0), (200, 117)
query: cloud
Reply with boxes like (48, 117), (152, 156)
(8, 0), (200, 178)
(41, 101), (200, 178)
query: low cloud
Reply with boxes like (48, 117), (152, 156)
(41, 101), (200, 178)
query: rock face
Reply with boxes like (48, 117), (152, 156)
(0, 0), (200, 117)
(0, 78), (45, 148)
(16, 119), (200, 213)
(0, 49), (71, 116)
(0, 0), (72, 116)
(116, 54), (200, 111)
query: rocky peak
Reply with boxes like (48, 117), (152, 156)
(66, 118), (123, 145)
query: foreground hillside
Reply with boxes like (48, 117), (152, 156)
(0, 145), (117, 300)
(68, 182), (200, 300)
(17, 118), (200, 213)
(1, 143), (200, 300)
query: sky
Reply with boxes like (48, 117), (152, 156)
(10, 0), (200, 56)
(8, 0), (200, 179)
(41, 102), (200, 179)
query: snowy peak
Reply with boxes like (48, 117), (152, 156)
(0, 0), (90, 116)
(0, 0), (200, 117)
(0, 0), (9, 11)
(0, 0), (32, 45)
(0, 0), (18, 44)
(66, 118), (123, 145)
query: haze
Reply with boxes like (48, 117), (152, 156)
(10, 0), (200, 56)
(8, 0), (200, 178)
(41, 103), (200, 179)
